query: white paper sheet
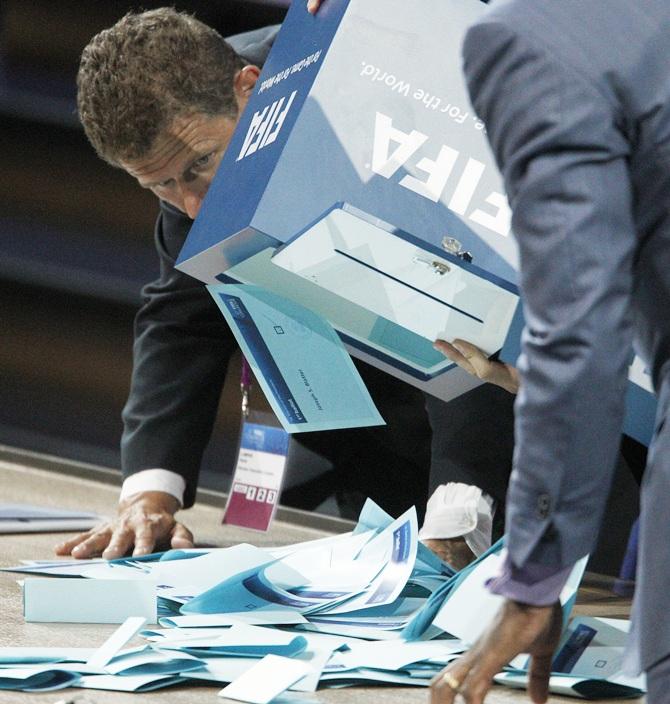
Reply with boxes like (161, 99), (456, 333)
(218, 654), (311, 703)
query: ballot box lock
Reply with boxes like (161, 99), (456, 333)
(442, 236), (473, 263)
(412, 256), (451, 275)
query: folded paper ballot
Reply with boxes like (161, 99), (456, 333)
(494, 671), (645, 700)
(158, 624), (309, 659)
(209, 283), (385, 432)
(181, 506), (417, 617)
(0, 647), (94, 664)
(87, 617), (148, 669)
(432, 552), (588, 645)
(0, 666), (80, 692)
(75, 673), (185, 692)
(324, 639), (464, 673)
(102, 647), (204, 676)
(23, 578), (156, 624)
(218, 654), (312, 703)
(0, 503), (105, 534)
(2, 547), (208, 578)
(158, 611), (307, 629)
(552, 617), (631, 676)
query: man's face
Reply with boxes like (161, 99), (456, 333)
(121, 112), (238, 220)
(120, 64), (260, 219)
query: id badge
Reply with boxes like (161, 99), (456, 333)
(222, 410), (289, 532)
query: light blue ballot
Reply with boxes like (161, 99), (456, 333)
(23, 578), (157, 624)
(208, 284), (384, 432)
(0, 667), (80, 692)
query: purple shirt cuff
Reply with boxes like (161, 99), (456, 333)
(487, 551), (574, 606)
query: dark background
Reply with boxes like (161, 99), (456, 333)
(0, 0), (293, 489)
(0, 0), (640, 575)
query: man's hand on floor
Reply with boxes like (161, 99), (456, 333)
(430, 600), (562, 704)
(54, 490), (194, 559)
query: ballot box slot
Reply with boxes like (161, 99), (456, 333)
(271, 203), (519, 358)
(332, 248), (484, 324)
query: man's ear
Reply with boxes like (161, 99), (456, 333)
(233, 65), (261, 111)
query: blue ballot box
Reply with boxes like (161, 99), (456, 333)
(177, 0), (656, 437)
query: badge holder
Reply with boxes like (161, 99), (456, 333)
(222, 357), (290, 531)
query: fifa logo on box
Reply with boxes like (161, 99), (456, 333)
(237, 90), (298, 161)
(371, 112), (511, 238)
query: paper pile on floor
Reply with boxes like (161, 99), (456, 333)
(2, 500), (645, 700)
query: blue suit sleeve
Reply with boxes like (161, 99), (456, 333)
(463, 18), (636, 568)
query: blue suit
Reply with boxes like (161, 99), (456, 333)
(463, 0), (670, 673)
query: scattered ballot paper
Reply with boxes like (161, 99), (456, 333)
(433, 552), (588, 645)
(87, 617), (147, 669)
(218, 654), (312, 703)
(495, 617), (645, 699)
(209, 283), (385, 433)
(494, 671), (645, 700)
(76, 673), (185, 693)
(0, 503), (105, 534)
(3, 500), (642, 698)
(0, 667), (80, 692)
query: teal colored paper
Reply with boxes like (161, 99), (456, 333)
(103, 646), (205, 676)
(76, 673), (184, 692)
(0, 667), (80, 691)
(494, 671), (645, 699)
(208, 284), (385, 432)
(0, 647), (93, 664)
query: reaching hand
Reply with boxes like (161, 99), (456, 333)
(307, 0), (324, 14)
(430, 600), (562, 704)
(54, 490), (194, 559)
(434, 339), (520, 394)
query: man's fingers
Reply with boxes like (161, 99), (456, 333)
(451, 339), (483, 357)
(458, 648), (514, 704)
(132, 524), (160, 557)
(460, 671), (496, 704)
(70, 527), (114, 559)
(307, 0), (322, 14)
(171, 522), (195, 549)
(434, 339), (477, 376)
(528, 652), (553, 704)
(430, 671), (459, 704)
(435, 338), (498, 385)
(54, 529), (98, 556)
(528, 603), (563, 703)
(451, 339), (493, 379)
(102, 526), (135, 560)
(430, 655), (475, 704)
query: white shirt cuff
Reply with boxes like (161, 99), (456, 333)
(120, 469), (186, 507)
(419, 482), (494, 557)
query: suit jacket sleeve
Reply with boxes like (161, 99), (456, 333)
(121, 202), (238, 508)
(462, 15), (637, 568)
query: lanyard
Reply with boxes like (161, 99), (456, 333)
(240, 356), (252, 418)
(225, 356), (289, 532)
